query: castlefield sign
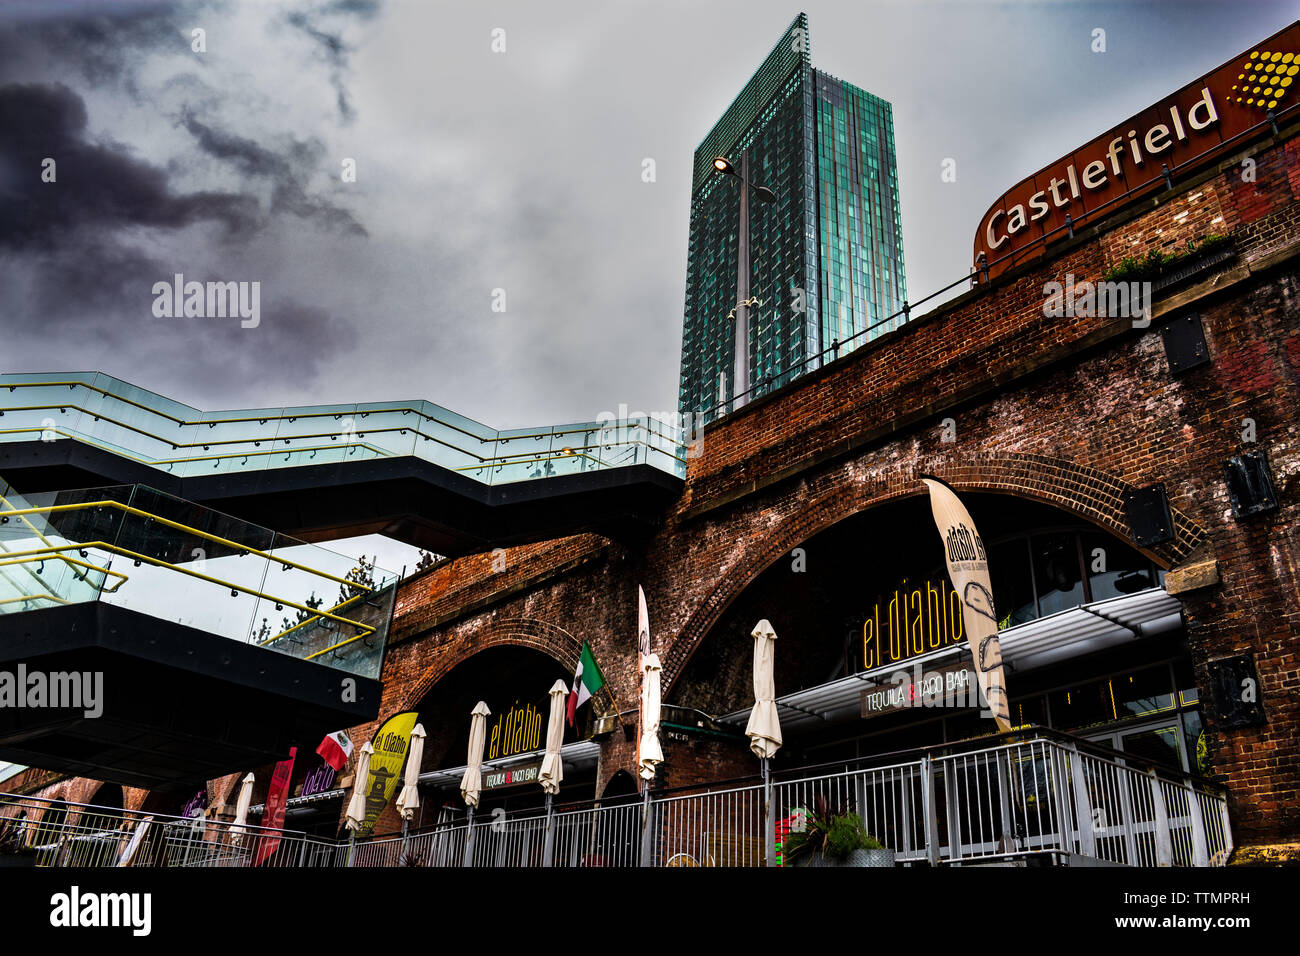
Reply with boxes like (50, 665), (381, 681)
(974, 20), (1300, 278)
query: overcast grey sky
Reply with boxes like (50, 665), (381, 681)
(1, 0), (1294, 570)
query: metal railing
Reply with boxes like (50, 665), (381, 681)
(0, 372), (688, 484)
(0, 479), (397, 678)
(0, 794), (338, 868)
(0, 728), (1232, 868)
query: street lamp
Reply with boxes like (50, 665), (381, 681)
(712, 154), (775, 412)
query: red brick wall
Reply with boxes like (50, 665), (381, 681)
(360, 129), (1300, 847)
(26, 123), (1300, 853)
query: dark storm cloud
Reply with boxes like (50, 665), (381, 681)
(0, 82), (260, 248)
(0, 77), (362, 397)
(283, 0), (380, 124)
(179, 112), (367, 235)
(0, 2), (190, 94)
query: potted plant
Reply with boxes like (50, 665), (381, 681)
(782, 797), (894, 868)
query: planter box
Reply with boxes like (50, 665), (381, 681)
(1151, 244), (1236, 294)
(798, 848), (896, 868)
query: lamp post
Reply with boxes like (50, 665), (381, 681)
(712, 154), (775, 413)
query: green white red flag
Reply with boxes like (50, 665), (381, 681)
(566, 642), (605, 727)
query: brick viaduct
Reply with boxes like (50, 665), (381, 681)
(14, 119), (1300, 853)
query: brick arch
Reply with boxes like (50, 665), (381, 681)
(662, 451), (1208, 691)
(399, 617), (586, 713)
(37, 782), (71, 804)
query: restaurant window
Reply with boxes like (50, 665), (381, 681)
(1010, 695), (1048, 730)
(1181, 710), (1210, 776)
(989, 538), (1036, 628)
(1173, 657), (1200, 706)
(1031, 532), (1086, 616)
(1083, 531), (1157, 601)
(1120, 725), (1184, 771)
(1113, 665), (1176, 720)
(1049, 679), (1116, 731)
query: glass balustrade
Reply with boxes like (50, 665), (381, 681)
(0, 373), (688, 484)
(0, 479), (395, 679)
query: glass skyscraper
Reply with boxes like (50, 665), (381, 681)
(680, 13), (906, 421)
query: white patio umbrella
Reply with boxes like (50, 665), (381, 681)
(397, 723), (426, 821)
(344, 741), (373, 833)
(539, 680), (568, 795)
(230, 772), (255, 847)
(745, 619), (782, 759)
(461, 701), (490, 867)
(461, 702), (490, 810)
(639, 653), (664, 781)
(539, 679), (569, 867)
(745, 619), (782, 868)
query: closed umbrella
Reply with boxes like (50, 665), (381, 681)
(461, 701), (490, 867)
(745, 619), (781, 868)
(230, 772), (255, 847)
(539, 680), (568, 795)
(539, 679), (568, 867)
(745, 619), (782, 759)
(636, 653), (664, 867)
(344, 742), (373, 833)
(397, 723), (426, 821)
(461, 702), (490, 809)
(639, 653), (664, 781)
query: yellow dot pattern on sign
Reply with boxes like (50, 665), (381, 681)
(1232, 49), (1299, 110)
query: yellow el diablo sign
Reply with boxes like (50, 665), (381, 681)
(862, 578), (966, 670)
(361, 710), (418, 832)
(487, 701), (543, 760)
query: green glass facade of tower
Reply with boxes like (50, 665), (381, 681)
(679, 14), (906, 421)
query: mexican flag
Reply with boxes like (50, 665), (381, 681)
(567, 642), (605, 727)
(316, 730), (354, 771)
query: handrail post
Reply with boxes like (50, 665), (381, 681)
(1220, 795), (1235, 863)
(1186, 784), (1210, 867)
(1065, 742), (1096, 858)
(763, 758), (776, 869)
(462, 806), (475, 867)
(542, 794), (556, 868)
(994, 749), (1015, 854)
(921, 755), (941, 866)
(638, 787), (653, 868)
(1148, 770), (1173, 867)
(1116, 766), (1140, 866)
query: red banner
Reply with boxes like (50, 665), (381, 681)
(253, 746), (296, 866)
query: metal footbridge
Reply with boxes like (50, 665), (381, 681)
(0, 372), (688, 556)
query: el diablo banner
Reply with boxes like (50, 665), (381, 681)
(920, 477), (1011, 732)
(362, 711), (418, 832)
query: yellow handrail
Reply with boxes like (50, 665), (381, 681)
(0, 489), (127, 597)
(0, 500), (372, 592)
(257, 588), (371, 646)
(0, 592), (72, 608)
(0, 553), (128, 593)
(0, 539), (376, 637)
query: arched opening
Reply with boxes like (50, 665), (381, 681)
(670, 493), (1204, 776)
(58, 782), (128, 867)
(405, 645), (596, 833)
